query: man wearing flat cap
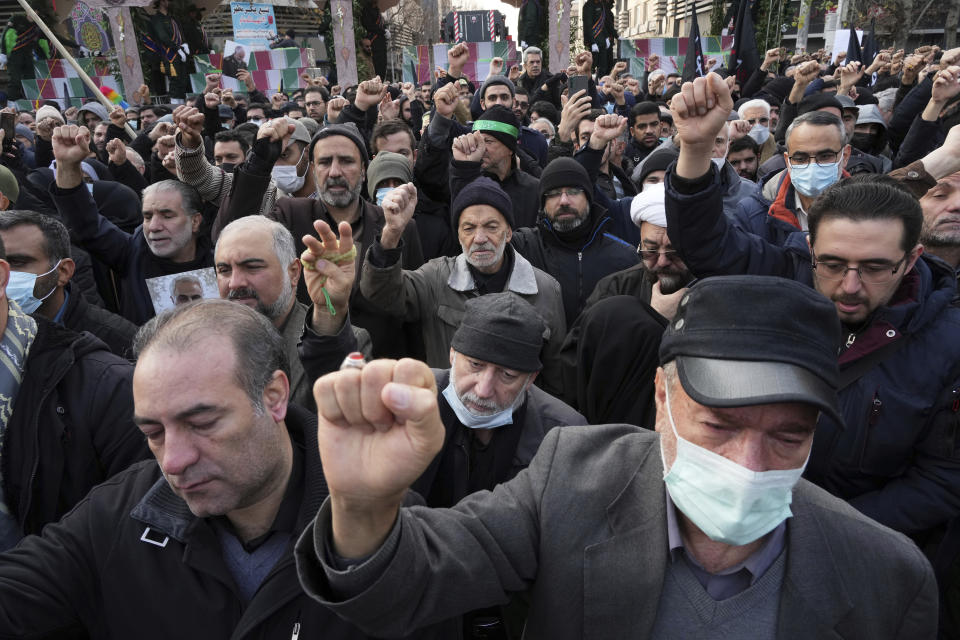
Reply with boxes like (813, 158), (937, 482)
(411, 292), (584, 638)
(359, 178), (567, 397)
(298, 274), (936, 638)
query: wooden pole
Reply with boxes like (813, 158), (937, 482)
(14, 0), (138, 139)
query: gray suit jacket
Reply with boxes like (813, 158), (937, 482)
(296, 424), (937, 639)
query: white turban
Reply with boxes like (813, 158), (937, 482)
(630, 181), (667, 228)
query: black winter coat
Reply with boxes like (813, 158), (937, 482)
(0, 404), (447, 639)
(2, 318), (147, 540)
(511, 205), (639, 325)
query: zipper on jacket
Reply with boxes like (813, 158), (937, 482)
(577, 252), (583, 309)
(290, 621), (300, 640)
(869, 392), (882, 427)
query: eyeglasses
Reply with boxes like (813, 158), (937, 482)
(811, 254), (908, 284)
(788, 150), (842, 167)
(638, 247), (678, 261)
(543, 187), (584, 200)
(515, 101), (529, 109)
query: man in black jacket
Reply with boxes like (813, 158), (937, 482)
(0, 210), (137, 358)
(51, 124), (213, 325)
(0, 299), (442, 638)
(505, 156), (639, 325)
(0, 234), (146, 551)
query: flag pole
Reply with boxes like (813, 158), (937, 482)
(14, 0), (138, 139)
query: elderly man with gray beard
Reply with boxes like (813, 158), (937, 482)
(359, 177), (568, 398)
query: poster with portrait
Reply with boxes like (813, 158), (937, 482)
(145, 268), (219, 315)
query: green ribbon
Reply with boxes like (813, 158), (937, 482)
(472, 119), (519, 139)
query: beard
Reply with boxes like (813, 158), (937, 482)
(320, 176), (362, 208)
(464, 238), (507, 271)
(920, 217), (960, 248)
(449, 359), (528, 416)
(643, 260), (692, 294)
(227, 279), (293, 322)
(549, 204), (589, 232)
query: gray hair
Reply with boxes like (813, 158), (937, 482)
(523, 46), (542, 63)
(875, 87), (897, 117)
(216, 216), (298, 267)
(133, 299), (289, 414)
(125, 147), (146, 172)
(737, 98), (771, 120)
(532, 117), (555, 138)
(0, 210), (71, 265)
(786, 111), (845, 147)
(169, 274), (203, 297)
(141, 180), (203, 217)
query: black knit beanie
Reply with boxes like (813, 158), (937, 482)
(473, 105), (520, 153)
(538, 157), (593, 206)
(451, 177), (515, 230)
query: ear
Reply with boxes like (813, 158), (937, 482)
(905, 243), (924, 274)
(449, 347), (456, 367)
(57, 258), (76, 287)
(653, 367), (667, 435)
(806, 234), (813, 254)
(504, 226), (513, 244)
(0, 193), (9, 211)
(190, 212), (202, 234)
(0, 258), (10, 301)
(288, 256), (301, 288)
(840, 143), (851, 171)
(262, 370), (290, 423)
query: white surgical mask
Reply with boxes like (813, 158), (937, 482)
(6, 260), (62, 314)
(748, 123), (770, 145)
(660, 380), (807, 546)
(442, 382), (515, 429)
(790, 160), (841, 198)
(272, 148), (307, 193)
(375, 186), (393, 207)
(248, 118), (264, 127)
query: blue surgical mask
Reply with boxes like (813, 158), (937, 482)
(442, 382), (515, 429)
(375, 186), (393, 206)
(660, 380), (807, 546)
(789, 160), (841, 198)
(7, 260), (62, 314)
(604, 102), (615, 114)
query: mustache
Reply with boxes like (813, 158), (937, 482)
(469, 241), (497, 254)
(324, 177), (351, 189)
(554, 205), (580, 217)
(228, 287), (260, 301)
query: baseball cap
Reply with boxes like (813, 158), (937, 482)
(659, 275), (843, 423)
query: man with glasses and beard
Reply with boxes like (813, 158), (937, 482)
(359, 178), (568, 398)
(509, 156), (639, 327)
(559, 181), (693, 427)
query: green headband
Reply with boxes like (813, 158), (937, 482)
(473, 119), (519, 139)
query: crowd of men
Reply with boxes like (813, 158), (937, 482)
(0, 35), (955, 639)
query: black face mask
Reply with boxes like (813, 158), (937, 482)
(851, 132), (884, 155)
(219, 162), (237, 173)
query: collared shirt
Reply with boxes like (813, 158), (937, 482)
(665, 490), (787, 601)
(52, 290), (69, 324)
(794, 197), (809, 231)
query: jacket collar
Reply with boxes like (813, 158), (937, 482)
(130, 404), (327, 543)
(583, 434), (855, 639)
(447, 247), (539, 295)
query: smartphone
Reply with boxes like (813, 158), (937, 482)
(569, 75), (590, 98)
(0, 112), (15, 150)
